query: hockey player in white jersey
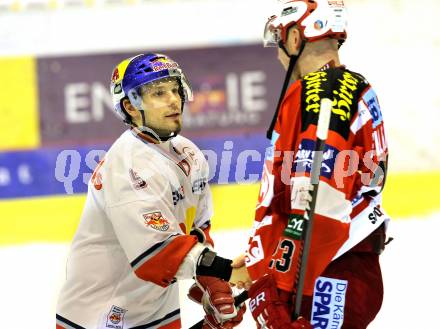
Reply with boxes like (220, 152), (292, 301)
(56, 53), (245, 329)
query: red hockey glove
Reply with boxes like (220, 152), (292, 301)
(248, 274), (312, 329)
(202, 307), (246, 329)
(188, 279), (246, 328)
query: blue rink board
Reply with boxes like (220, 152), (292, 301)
(0, 134), (270, 199)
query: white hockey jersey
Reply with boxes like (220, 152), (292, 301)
(56, 129), (213, 329)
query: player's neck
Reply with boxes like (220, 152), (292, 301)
(294, 48), (341, 80)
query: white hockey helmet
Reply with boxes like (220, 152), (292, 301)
(263, 0), (348, 47)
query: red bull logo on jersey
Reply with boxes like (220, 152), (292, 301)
(109, 313), (121, 323)
(106, 305), (126, 329)
(143, 212), (170, 231)
(311, 276), (347, 329)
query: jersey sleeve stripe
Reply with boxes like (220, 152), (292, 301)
(56, 314), (86, 329)
(156, 318), (182, 329)
(133, 235), (198, 287)
(130, 233), (180, 268)
(201, 223), (214, 247)
(334, 196), (389, 259)
(130, 309), (180, 329)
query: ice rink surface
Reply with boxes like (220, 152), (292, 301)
(1, 213), (439, 329)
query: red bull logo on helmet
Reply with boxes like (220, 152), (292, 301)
(143, 211), (170, 231)
(151, 58), (179, 72)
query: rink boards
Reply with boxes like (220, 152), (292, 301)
(1, 170), (439, 244)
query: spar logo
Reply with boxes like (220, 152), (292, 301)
(368, 205), (384, 224)
(143, 212), (170, 231)
(311, 276), (347, 329)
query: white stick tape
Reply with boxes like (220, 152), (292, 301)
(317, 98), (332, 140)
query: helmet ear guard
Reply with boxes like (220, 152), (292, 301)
(118, 96), (132, 125)
(127, 88), (143, 114)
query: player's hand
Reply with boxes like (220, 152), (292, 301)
(248, 274), (312, 329)
(188, 278), (246, 328)
(230, 254), (252, 290)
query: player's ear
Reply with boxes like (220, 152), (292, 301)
(286, 26), (302, 54)
(122, 98), (137, 118)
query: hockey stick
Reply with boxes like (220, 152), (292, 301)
(188, 290), (249, 329)
(293, 98), (333, 319)
(266, 56), (296, 139)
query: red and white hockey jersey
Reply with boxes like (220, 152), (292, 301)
(56, 129), (213, 329)
(245, 67), (390, 296)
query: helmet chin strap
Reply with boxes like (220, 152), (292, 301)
(127, 80), (186, 142)
(266, 40), (306, 140)
(137, 108), (178, 142)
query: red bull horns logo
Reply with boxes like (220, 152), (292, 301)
(143, 212), (170, 231)
(151, 58), (179, 72)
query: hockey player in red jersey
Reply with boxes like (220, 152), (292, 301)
(56, 53), (245, 329)
(243, 1), (390, 328)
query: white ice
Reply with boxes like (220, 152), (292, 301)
(1, 213), (439, 329)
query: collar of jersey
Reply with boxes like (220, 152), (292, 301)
(129, 127), (187, 169)
(318, 60), (346, 71)
(130, 127), (163, 144)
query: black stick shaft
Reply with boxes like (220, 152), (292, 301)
(293, 98), (332, 319)
(293, 141), (325, 319)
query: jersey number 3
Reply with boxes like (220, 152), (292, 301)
(269, 239), (295, 273)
